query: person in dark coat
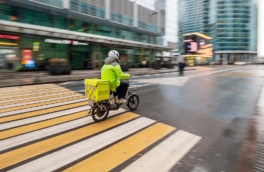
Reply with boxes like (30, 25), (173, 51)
(178, 61), (186, 76)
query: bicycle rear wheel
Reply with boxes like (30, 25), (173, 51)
(91, 105), (109, 122)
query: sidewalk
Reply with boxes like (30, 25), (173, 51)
(0, 67), (196, 87)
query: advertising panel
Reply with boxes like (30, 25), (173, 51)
(183, 33), (212, 56)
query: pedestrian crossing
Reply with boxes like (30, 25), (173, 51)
(132, 77), (190, 87)
(0, 84), (201, 172)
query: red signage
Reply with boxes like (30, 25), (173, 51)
(22, 50), (33, 65)
(0, 34), (20, 40)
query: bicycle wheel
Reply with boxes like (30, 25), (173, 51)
(92, 106), (109, 122)
(127, 94), (139, 110)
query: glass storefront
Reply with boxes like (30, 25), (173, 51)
(0, 33), (20, 71)
(0, 48), (18, 71)
(0, 31), (158, 71)
(215, 53), (257, 63)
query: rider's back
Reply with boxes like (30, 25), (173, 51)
(101, 56), (130, 91)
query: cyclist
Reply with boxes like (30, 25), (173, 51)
(101, 50), (130, 104)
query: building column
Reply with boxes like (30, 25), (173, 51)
(105, 0), (110, 20)
(133, 0), (138, 27)
(63, 0), (70, 9)
(157, 0), (161, 33)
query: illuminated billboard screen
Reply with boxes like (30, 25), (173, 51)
(183, 33), (212, 57)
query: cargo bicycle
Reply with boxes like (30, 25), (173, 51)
(85, 79), (139, 122)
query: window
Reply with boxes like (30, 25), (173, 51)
(71, 0), (78, 12)
(81, 2), (88, 14)
(111, 12), (115, 21)
(100, 9), (104, 18)
(50, 0), (62, 7)
(91, 5), (96, 16)
(118, 14), (122, 23)
(0, 4), (160, 45)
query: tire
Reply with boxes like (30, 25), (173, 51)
(127, 94), (139, 110)
(91, 106), (109, 122)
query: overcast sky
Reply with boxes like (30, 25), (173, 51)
(164, 0), (178, 45)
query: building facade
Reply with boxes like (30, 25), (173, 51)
(258, 0), (264, 59)
(0, 0), (168, 71)
(178, 0), (258, 64)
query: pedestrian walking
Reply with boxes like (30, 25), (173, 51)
(178, 61), (186, 76)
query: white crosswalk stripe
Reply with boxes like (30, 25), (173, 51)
(0, 94), (81, 109)
(133, 77), (190, 86)
(0, 106), (90, 131)
(129, 83), (152, 88)
(0, 98), (87, 117)
(9, 117), (156, 172)
(122, 130), (201, 172)
(0, 84), (201, 172)
(0, 108), (126, 152)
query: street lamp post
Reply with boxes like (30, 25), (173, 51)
(148, 12), (158, 70)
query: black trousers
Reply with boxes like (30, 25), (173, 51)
(179, 67), (184, 75)
(114, 81), (129, 99)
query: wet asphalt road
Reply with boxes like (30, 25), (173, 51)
(59, 65), (264, 172)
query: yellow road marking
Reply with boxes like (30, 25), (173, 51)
(64, 123), (175, 172)
(0, 86), (69, 97)
(0, 112), (138, 170)
(0, 92), (80, 106)
(0, 90), (75, 101)
(0, 111), (88, 140)
(0, 96), (84, 113)
(0, 84), (57, 92)
(0, 85), (66, 94)
(0, 101), (88, 124)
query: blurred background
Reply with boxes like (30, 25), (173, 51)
(0, 0), (262, 73)
(0, 0), (175, 73)
(1, 1), (264, 171)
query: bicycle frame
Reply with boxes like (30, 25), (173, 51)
(87, 79), (137, 115)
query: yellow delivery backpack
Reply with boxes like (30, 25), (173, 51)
(84, 79), (110, 102)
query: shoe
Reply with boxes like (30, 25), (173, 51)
(116, 98), (125, 104)
(115, 97), (121, 104)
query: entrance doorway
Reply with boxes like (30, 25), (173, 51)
(0, 48), (17, 71)
(69, 51), (92, 69)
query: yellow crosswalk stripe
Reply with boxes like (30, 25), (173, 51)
(0, 84), (200, 172)
(0, 96), (84, 113)
(0, 90), (75, 101)
(0, 84), (58, 92)
(0, 92), (80, 106)
(0, 85), (66, 95)
(0, 111), (88, 140)
(0, 112), (138, 170)
(0, 101), (88, 124)
(64, 123), (175, 172)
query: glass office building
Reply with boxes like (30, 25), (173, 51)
(178, 0), (258, 63)
(0, 0), (168, 71)
(178, 0), (210, 53)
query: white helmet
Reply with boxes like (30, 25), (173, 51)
(108, 50), (119, 60)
